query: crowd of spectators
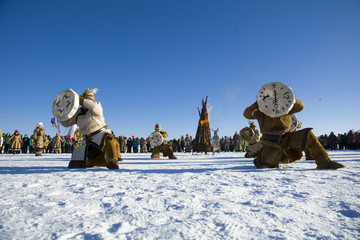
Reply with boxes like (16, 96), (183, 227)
(1, 131), (73, 154)
(1, 129), (359, 154)
(318, 130), (360, 150)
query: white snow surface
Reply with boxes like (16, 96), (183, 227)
(0, 151), (359, 240)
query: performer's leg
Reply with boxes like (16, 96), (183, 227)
(255, 141), (282, 168)
(166, 145), (177, 159)
(305, 131), (345, 169)
(151, 146), (161, 159)
(35, 149), (43, 156)
(161, 143), (177, 159)
(282, 148), (303, 164)
(304, 149), (312, 160)
(114, 140), (122, 161)
(104, 138), (120, 169)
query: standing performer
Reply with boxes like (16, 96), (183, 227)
(211, 129), (221, 154)
(233, 131), (242, 152)
(149, 124), (177, 159)
(33, 123), (46, 156)
(184, 134), (193, 153)
(243, 82), (345, 169)
(241, 121), (262, 158)
(0, 129), (3, 154)
(72, 128), (83, 149)
(57, 89), (122, 169)
(52, 132), (63, 153)
(9, 130), (22, 154)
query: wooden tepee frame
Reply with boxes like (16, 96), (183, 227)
(193, 96), (213, 153)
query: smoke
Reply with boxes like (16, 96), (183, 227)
(207, 105), (214, 122)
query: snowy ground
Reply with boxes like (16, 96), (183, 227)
(0, 151), (359, 240)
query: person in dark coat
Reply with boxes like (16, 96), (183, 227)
(328, 132), (338, 150)
(127, 137), (133, 153)
(22, 134), (30, 153)
(3, 133), (11, 154)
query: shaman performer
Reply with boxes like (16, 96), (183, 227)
(241, 121), (262, 158)
(0, 129), (3, 153)
(243, 82), (345, 169)
(58, 89), (122, 169)
(72, 128), (83, 149)
(52, 132), (63, 153)
(33, 122), (46, 156)
(211, 128), (220, 154)
(9, 130), (22, 154)
(149, 124), (177, 159)
(233, 131), (243, 152)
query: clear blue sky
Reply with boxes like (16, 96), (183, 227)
(1, 0), (359, 139)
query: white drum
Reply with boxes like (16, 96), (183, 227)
(148, 131), (164, 147)
(256, 82), (295, 118)
(290, 114), (302, 131)
(290, 114), (298, 131)
(52, 89), (79, 121)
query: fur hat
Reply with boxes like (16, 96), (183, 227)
(155, 123), (161, 131)
(81, 88), (98, 101)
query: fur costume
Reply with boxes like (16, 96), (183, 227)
(73, 129), (83, 149)
(244, 98), (345, 169)
(53, 133), (63, 153)
(9, 131), (22, 153)
(33, 123), (45, 156)
(241, 122), (262, 158)
(60, 89), (121, 169)
(0, 129), (3, 153)
(151, 124), (176, 159)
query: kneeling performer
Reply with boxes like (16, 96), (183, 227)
(243, 82), (345, 169)
(56, 88), (122, 169)
(149, 124), (177, 159)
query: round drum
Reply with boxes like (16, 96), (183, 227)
(149, 131), (164, 147)
(290, 114), (298, 131)
(52, 89), (79, 121)
(256, 82), (295, 118)
(240, 127), (255, 143)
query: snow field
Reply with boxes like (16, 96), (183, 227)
(0, 151), (359, 239)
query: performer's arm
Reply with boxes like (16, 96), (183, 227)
(243, 102), (258, 119)
(289, 98), (304, 115)
(82, 99), (103, 116)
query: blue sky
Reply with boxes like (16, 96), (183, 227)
(1, 0), (359, 139)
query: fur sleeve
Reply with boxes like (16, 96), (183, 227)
(289, 98), (304, 115)
(243, 102), (258, 119)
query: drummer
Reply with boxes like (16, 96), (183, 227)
(151, 124), (177, 159)
(241, 121), (262, 158)
(243, 82), (345, 169)
(59, 89), (122, 169)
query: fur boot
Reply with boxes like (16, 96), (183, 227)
(68, 160), (86, 168)
(306, 131), (345, 169)
(104, 138), (120, 169)
(35, 149), (43, 156)
(151, 152), (160, 159)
